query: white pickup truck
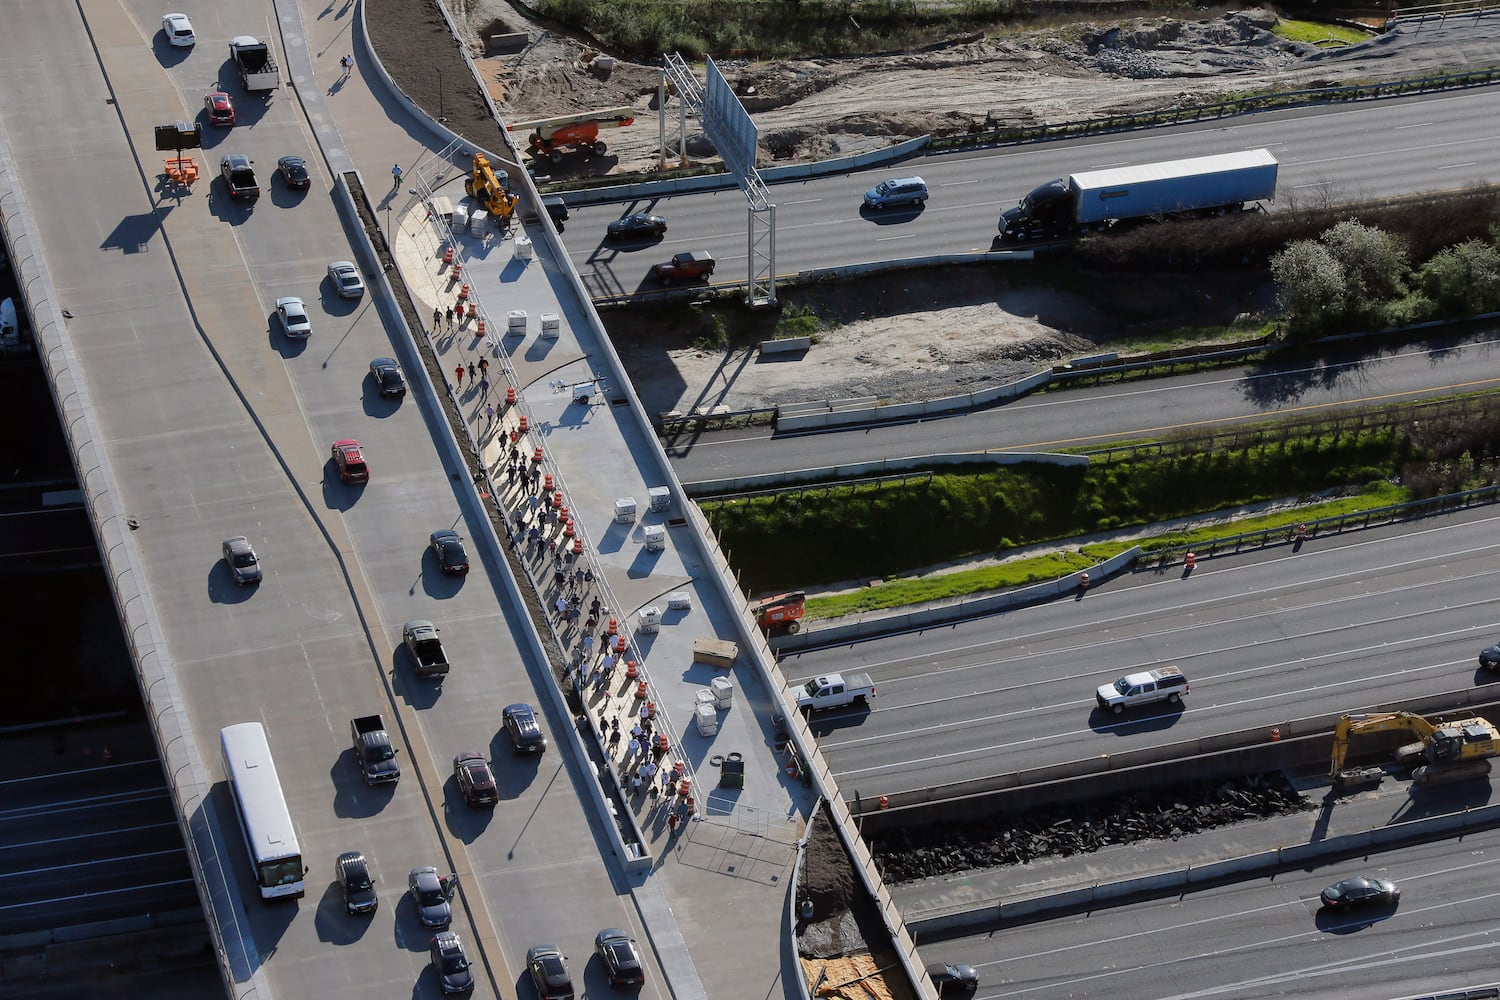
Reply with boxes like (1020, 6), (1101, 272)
(794, 672), (875, 712)
(1095, 666), (1189, 714)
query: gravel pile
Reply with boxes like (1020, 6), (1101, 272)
(868, 773), (1311, 883)
(1069, 12), (1314, 80)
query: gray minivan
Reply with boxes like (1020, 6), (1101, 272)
(864, 176), (928, 210)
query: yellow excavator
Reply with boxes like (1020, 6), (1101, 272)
(464, 152), (518, 222)
(1331, 711), (1500, 788)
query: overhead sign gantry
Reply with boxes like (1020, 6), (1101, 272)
(660, 54), (776, 306)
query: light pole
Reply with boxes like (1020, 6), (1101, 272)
(436, 67), (445, 122)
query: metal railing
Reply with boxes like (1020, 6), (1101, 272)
(1389, 0), (1500, 22)
(1143, 482), (1500, 565)
(926, 68), (1500, 155)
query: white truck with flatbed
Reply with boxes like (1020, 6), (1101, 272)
(794, 671), (875, 712)
(228, 36), (279, 92)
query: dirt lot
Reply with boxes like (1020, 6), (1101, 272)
(366, 1), (1500, 410)
(607, 264), (1274, 415)
(444, 3), (1500, 174)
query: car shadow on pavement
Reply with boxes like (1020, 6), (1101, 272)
(489, 731), (539, 800)
(801, 708), (875, 738)
(419, 556), (465, 598)
(1088, 703), (1184, 735)
(329, 753), (396, 819)
(207, 563), (255, 604)
(442, 774), (495, 844)
(268, 182), (307, 210)
(152, 36), (191, 68)
(391, 649), (441, 711)
(362, 386), (403, 418)
(321, 287), (361, 317)
(392, 894), (433, 953)
(197, 117), (228, 151)
(1314, 905), (1398, 934)
(312, 880), (371, 945)
(206, 186), (255, 225)
(269, 320), (308, 360)
(859, 204), (926, 224)
(322, 467), (361, 512)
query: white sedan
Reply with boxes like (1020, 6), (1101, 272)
(327, 260), (365, 299)
(161, 12), (195, 47)
(275, 296), (311, 339)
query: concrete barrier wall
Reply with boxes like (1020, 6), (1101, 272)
(777, 366), (1057, 432)
(484, 32), (529, 52)
(555, 134), (933, 207)
(773, 546), (1138, 654)
(760, 336), (811, 355)
(684, 451), (1085, 496)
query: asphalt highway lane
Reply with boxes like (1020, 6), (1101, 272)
(568, 88), (1500, 290)
(666, 329), (1500, 483)
(929, 825), (1500, 1000)
(786, 508), (1500, 796)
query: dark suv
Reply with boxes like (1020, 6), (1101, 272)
(430, 931), (475, 994)
(335, 850), (378, 915)
(219, 154), (259, 201)
(503, 703), (546, 754)
(453, 752), (498, 807)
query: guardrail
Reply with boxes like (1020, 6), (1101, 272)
(1390, 0), (1500, 22)
(702, 470), (933, 504)
(685, 452), (1077, 498)
(925, 67), (1500, 155)
(1143, 482), (1500, 566)
(658, 405), (778, 436)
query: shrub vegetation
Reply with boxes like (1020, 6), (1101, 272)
(704, 396), (1500, 595)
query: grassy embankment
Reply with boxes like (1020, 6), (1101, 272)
(1270, 19), (1373, 47)
(701, 395), (1500, 618)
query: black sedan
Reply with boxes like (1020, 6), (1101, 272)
(1320, 875), (1400, 909)
(605, 213), (667, 239)
(369, 357), (407, 398)
(595, 927), (644, 988)
(276, 155), (310, 190)
(429, 529), (469, 575)
(927, 961), (979, 996)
